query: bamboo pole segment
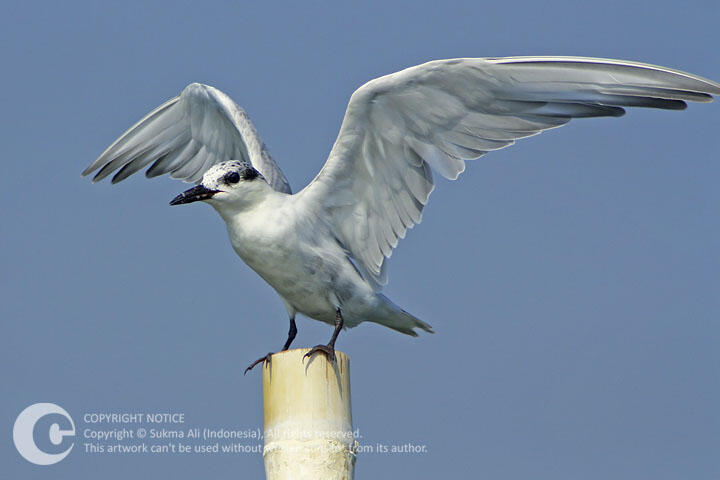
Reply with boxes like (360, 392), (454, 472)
(262, 349), (357, 479)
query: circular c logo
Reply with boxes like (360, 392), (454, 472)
(13, 403), (75, 465)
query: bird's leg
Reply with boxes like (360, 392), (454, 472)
(303, 308), (344, 363)
(244, 317), (297, 375)
(282, 317), (298, 351)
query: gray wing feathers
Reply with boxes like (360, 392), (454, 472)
(300, 56), (720, 287)
(83, 83), (291, 193)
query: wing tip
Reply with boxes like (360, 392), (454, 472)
(694, 93), (716, 103)
(81, 161), (101, 177)
(145, 168), (162, 179)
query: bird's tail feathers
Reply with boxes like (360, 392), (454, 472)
(370, 295), (434, 336)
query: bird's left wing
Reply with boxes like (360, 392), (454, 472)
(83, 83), (291, 192)
(297, 57), (720, 288)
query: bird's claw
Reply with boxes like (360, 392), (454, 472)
(303, 344), (336, 364)
(244, 353), (273, 375)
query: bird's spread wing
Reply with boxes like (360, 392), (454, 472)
(298, 56), (720, 287)
(82, 83), (291, 193)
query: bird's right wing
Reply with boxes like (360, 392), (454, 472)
(82, 83), (291, 193)
(297, 57), (720, 288)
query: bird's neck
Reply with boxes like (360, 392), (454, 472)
(218, 188), (296, 273)
(212, 185), (289, 226)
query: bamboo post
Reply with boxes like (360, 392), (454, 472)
(262, 349), (357, 479)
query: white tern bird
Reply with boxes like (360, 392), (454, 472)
(83, 57), (719, 373)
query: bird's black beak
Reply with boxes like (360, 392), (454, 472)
(169, 185), (220, 206)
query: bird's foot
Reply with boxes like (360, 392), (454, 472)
(244, 353), (273, 375)
(303, 344), (336, 364)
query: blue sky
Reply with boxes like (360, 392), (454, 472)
(3, 1), (719, 478)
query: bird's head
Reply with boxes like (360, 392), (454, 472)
(169, 161), (268, 212)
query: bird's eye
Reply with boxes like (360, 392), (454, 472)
(225, 172), (240, 184)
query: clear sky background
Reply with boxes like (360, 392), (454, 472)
(2, 1), (719, 478)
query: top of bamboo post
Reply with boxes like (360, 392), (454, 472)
(262, 348), (356, 479)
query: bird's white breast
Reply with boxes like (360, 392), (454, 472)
(222, 196), (374, 326)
